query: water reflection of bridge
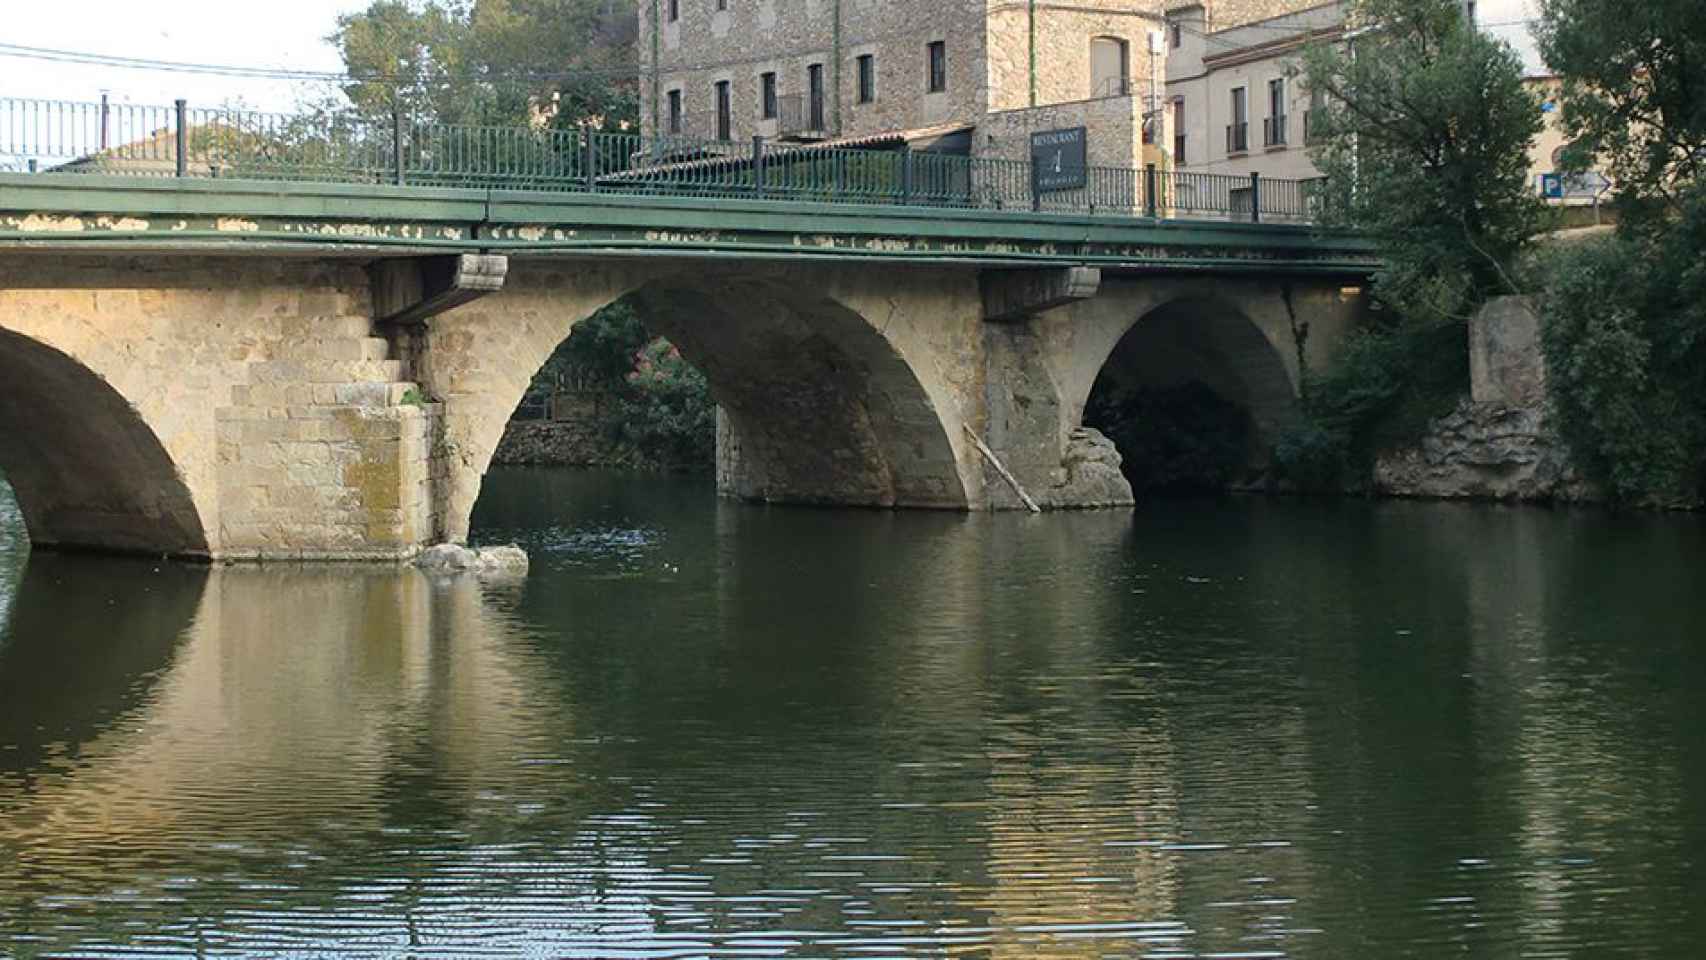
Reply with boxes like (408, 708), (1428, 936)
(5, 492), (1699, 955)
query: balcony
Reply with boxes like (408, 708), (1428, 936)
(1264, 115), (1288, 148)
(777, 92), (829, 141)
(1225, 121), (1249, 155)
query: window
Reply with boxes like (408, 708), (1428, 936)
(857, 54), (875, 104)
(667, 89), (682, 134)
(1228, 86), (1248, 153)
(1089, 37), (1129, 98)
(1172, 98), (1186, 163)
(807, 63), (825, 130)
(714, 80), (731, 140)
(760, 71), (777, 119)
(927, 40), (946, 93)
(1170, 22), (1181, 48)
(716, 0), (727, 9)
(1265, 77), (1287, 146)
(668, 0), (678, 22)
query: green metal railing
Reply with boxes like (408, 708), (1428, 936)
(0, 95), (1324, 224)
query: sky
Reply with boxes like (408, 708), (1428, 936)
(5, 0), (371, 113)
(2, 0), (1546, 116)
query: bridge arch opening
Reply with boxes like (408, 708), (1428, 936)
(0, 328), (208, 557)
(1081, 296), (1297, 495)
(461, 266), (968, 538)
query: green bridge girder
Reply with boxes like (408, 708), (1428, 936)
(0, 173), (1378, 276)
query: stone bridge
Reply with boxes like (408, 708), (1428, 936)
(0, 175), (1373, 560)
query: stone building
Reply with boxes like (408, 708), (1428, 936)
(636, 0), (1180, 173)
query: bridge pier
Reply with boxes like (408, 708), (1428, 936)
(0, 254), (448, 560)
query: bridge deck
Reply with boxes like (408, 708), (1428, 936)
(0, 173), (1376, 276)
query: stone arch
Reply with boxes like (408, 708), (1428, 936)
(1016, 278), (1318, 498)
(1079, 293), (1302, 454)
(419, 261), (974, 541)
(0, 328), (209, 557)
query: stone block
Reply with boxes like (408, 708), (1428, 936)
(333, 382), (394, 407)
(1471, 296), (1547, 407)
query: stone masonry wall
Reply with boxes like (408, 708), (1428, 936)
(976, 95), (1157, 210)
(0, 254), (442, 560)
(985, 2), (1165, 112)
(491, 417), (638, 468)
(641, 0), (991, 142)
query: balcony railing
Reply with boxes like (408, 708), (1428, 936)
(0, 95), (1326, 224)
(1264, 115), (1288, 147)
(1226, 121), (1249, 155)
(776, 92), (829, 140)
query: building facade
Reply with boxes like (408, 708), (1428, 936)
(1163, 1), (1342, 179)
(636, 0), (1176, 172)
(635, 0), (1586, 212)
(1162, 1), (1604, 217)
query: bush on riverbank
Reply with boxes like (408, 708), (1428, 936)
(1273, 315), (1470, 491)
(1274, 0), (1542, 490)
(522, 301), (716, 472)
(1535, 195), (1706, 505)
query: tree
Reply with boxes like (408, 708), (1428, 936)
(1303, 0), (1546, 321)
(1274, 0), (1547, 489)
(327, 0), (638, 130)
(1536, 0), (1706, 229)
(330, 1), (484, 125)
(1530, 0), (1706, 503)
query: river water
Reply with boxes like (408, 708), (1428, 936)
(0, 469), (1702, 958)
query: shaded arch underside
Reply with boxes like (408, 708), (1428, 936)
(1086, 296), (1300, 466)
(633, 276), (967, 508)
(0, 328), (207, 557)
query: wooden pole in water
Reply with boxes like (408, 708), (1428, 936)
(964, 425), (1041, 513)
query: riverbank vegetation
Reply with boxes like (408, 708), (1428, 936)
(524, 301), (716, 471)
(1284, 0), (1705, 507)
(1277, 0), (1545, 491)
(1529, 0), (1706, 505)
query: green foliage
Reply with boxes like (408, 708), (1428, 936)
(400, 386), (427, 406)
(611, 339), (717, 469)
(1303, 0), (1547, 321)
(1276, 0), (1544, 488)
(539, 299), (650, 388)
(1536, 184), (1706, 503)
(1085, 383), (1251, 494)
(326, 0), (638, 130)
(1274, 316), (1468, 489)
(1536, 0), (1706, 229)
(524, 299), (715, 471)
(1529, 0), (1706, 503)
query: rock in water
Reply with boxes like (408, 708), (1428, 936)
(416, 543), (480, 572)
(1043, 426), (1136, 508)
(414, 542), (529, 576)
(475, 545), (529, 574)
